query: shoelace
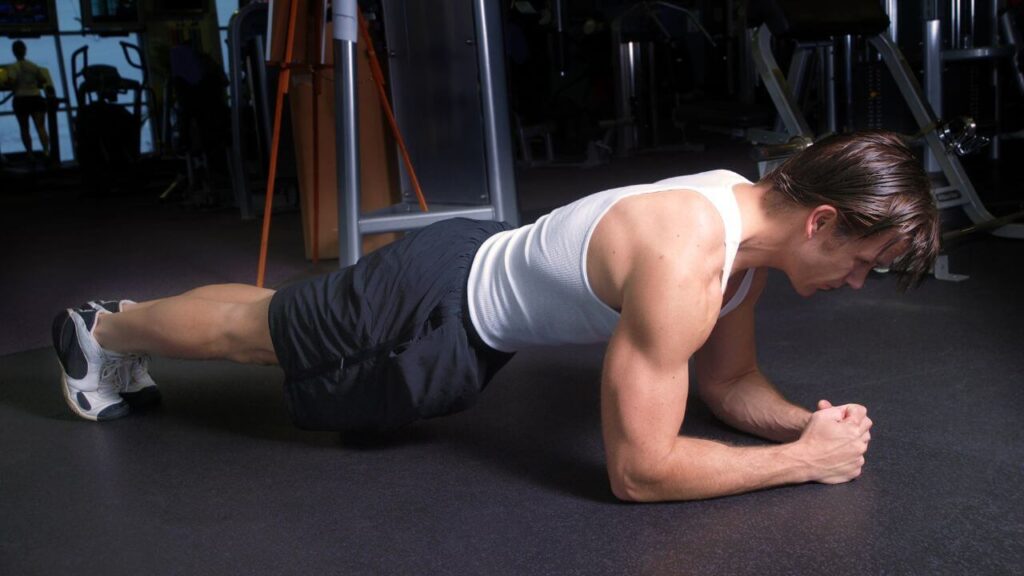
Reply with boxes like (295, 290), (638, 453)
(131, 354), (150, 374)
(99, 356), (132, 395)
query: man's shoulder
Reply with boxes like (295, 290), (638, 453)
(595, 190), (725, 275)
(619, 190), (726, 257)
(587, 189), (725, 315)
(619, 192), (726, 288)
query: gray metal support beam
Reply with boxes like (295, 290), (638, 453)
(923, 19), (943, 173)
(473, 0), (520, 227)
(752, 24), (815, 139)
(334, 0), (362, 266)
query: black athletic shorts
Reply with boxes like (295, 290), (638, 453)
(268, 218), (515, 432)
(13, 95), (45, 121)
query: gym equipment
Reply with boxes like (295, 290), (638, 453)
(254, 0), (301, 288)
(70, 42), (151, 186)
(160, 43), (232, 206)
(919, 1), (1024, 165)
(748, 0), (1024, 250)
(357, 11), (428, 214)
(610, 1), (718, 156)
(227, 2), (275, 220)
(330, 0), (518, 267)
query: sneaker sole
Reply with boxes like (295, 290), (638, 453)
(122, 386), (162, 409)
(59, 362), (130, 422)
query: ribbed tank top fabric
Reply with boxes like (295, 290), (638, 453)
(467, 170), (754, 352)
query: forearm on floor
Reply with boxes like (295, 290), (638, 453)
(705, 370), (811, 443)
(617, 435), (809, 502)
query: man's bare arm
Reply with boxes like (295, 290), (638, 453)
(694, 269), (809, 443)
(602, 248), (871, 502)
(702, 369), (810, 443)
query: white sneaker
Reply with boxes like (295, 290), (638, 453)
(52, 308), (130, 421)
(84, 300), (162, 408)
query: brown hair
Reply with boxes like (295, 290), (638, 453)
(759, 130), (940, 290)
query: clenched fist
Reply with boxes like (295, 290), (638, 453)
(794, 400), (873, 484)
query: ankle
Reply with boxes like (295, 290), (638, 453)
(92, 311), (126, 358)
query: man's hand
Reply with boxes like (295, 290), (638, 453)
(816, 399), (869, 423)
(791, 400), (873, 484)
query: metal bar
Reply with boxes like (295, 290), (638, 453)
(943, 45), (1016, 60)
(228, 5), (262, 219)
(554, 0), (566, 78)
(244, 50), (265, 173)
(473, 0), (520, 227)
(772, 47), (810, 133)
(943, 209), (1024, 245)
(52, 33), (73, 162)
(843, 35), (853, 132)
(615, 40), (638, 155)
(968, 0), (975, 48)
(952, 0), (962, 49)
(334, 0), (362, 267)
(788, 49), (811, 102)
(923, 19), (943, 172)
(254, 35), (273, 162)
(752, 24), (814, 139)
(825, 44), (836, 133)
(360, 206), (496, 234)
(992, 0), (1002, 160)
(884, 0), (899, 44)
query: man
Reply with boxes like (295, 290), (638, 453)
(8, 41), (50, 160)
(52, 131), (939, 501)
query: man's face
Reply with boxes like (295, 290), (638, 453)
(790, 225), (908, 298)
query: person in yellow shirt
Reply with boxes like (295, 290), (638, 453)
(8, 40), (50, 159)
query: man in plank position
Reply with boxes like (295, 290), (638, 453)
(53, 131), (939, 501)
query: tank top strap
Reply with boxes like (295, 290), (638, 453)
(689, 184), (743, 293)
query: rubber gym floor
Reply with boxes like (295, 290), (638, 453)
(2, 139), (1022, 575)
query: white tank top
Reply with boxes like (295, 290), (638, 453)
(468, 169), (755, 352)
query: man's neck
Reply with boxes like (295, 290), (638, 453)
(731, 182), (799, 272)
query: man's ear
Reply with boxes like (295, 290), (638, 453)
(805, 206), (838, 239)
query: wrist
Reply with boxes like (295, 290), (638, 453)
(773, 406), (812, 443)
(777, 440), (814, 484)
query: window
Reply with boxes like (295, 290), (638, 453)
(216, 0), (238, 86)
(1, 36), (63, 157)
(2, 3), (158, 162)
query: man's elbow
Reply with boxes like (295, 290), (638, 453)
(608, 461), (666, 503)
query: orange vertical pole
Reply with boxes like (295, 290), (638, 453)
(256, 0), (302, 288)
(311, 68), (321, 264)
(310, 2), (324, 265)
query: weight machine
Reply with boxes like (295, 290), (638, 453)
(747, 0), (1024, 280)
